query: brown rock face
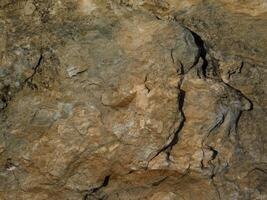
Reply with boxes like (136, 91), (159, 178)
(0, 1), (266, 200)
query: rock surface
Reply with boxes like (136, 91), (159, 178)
(0, 0), (266, 199)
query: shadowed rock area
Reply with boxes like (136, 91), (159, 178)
(0, 1), (266, 199)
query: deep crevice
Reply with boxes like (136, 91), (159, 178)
(146, 89), (186, 166)
(189, 30), (208, 78)
(83, 175), (110, 200)
(166, 89), (186, 157)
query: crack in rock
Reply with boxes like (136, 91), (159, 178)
(189, 29), (209, 78)
(83, 175), (110, 200)
(24, 51), (43, 89)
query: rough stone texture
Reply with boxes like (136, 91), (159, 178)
(0, 1), (266, 200)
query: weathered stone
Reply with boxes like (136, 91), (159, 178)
(0, 0), (266, 199)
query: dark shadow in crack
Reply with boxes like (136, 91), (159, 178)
(187, 28), (209, 78)
(146, 89), (186, 166)
(170, 89), (186, 147)
(162, 89), (186, 154)
(189, 30), (208, 77)
(165, 89), (186, 160)
(83, 175), (111, 200)
(178, 89), (185, 111)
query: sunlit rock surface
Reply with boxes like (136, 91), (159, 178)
(0, 1), (266, 199)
